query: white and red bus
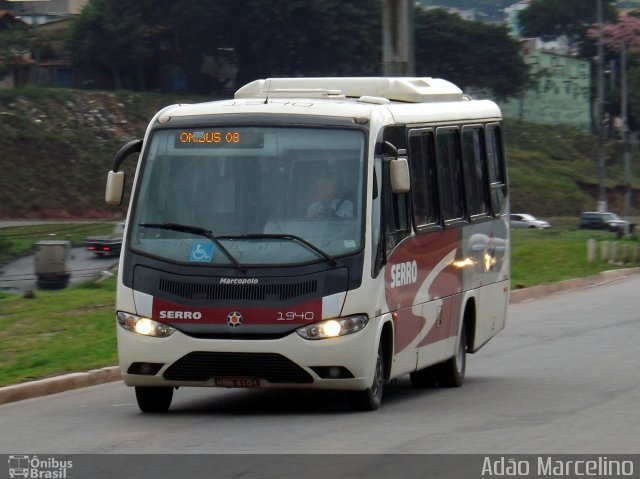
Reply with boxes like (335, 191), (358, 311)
(106, 77), (509, 412)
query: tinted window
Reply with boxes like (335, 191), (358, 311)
(436, 128), (465, 222)
(461, 126), (489, 218)
(486, 123), (506, 215)
(408, 129), (439, 228)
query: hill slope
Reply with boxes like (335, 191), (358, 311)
(0, 87), (638, 219)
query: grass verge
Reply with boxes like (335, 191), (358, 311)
(0, 278), (117, 386)
(511, 227), (640, 288)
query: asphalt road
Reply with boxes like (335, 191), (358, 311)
(0, 274), (638, 456)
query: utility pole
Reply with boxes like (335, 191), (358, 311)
(382, 0), (415, 76)
(621, 39), (633, 229)
(597, 0), (607, 212)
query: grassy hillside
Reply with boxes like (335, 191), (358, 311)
(0, 87), (195, 219)
(0, 86), (638, 219)
(505, 121), (640, 216)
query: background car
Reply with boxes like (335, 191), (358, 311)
(510, 213), (551, 229)
(578, 212), (629, 233)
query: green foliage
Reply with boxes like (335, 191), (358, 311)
(0, 23), (33, 69)
(66, 0), (381, 93)
(414, 9), (529, 99)
(518, 0), (618, 52)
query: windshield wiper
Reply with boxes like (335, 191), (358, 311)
(138, 222), (243, 269)
(217, 233), (336, 266)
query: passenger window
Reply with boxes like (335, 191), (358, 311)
(461, 126), (489, 218)
(486, 123), (506, 215)
(408, 130), (439, 229)
(436, 128), (465, 223)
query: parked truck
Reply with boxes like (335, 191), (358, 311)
(83, 222), (124, 257)
(34, 240), (71, 289)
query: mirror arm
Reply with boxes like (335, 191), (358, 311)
(112, 139), (143, 172)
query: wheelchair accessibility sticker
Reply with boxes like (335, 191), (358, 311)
(190, 242), (214, 263)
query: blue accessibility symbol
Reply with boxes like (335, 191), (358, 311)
(190, 242), (214, 263)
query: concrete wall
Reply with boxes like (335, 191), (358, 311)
(500, 49), (592, 131)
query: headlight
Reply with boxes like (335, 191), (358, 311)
(296, 315), (368, 340)
(117, 312), (176, 338)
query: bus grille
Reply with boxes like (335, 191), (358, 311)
(163, 352), (314, 384)
(158, 278), (317, 301)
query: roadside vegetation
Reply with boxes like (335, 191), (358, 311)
(1, 222), (639, 387)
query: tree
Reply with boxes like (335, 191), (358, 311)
(66, 0), (380, 93)
(0, 23), (33, 82)
(414, 8), (529, 99)
(587, 11), (640, 129)
(518, 0), (618, 55)
(227, 0), (381, 85)
(67, 0), (149, 90)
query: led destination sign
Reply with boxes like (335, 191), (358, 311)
(176, 130), (264, 148)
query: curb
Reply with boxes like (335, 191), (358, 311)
(509, 266), (640, 303)
(0, 366), (121, 406)
(1, 267), (639, 406)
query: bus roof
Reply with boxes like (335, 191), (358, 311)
(235, 77), (465, 103)
(155, 78), (501, 125)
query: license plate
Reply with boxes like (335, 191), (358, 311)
(213, 377), (260, 388)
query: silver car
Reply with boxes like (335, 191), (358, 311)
(510, 213), (551, 229)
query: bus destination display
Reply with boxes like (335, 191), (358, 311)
(176, 130), (264, 148)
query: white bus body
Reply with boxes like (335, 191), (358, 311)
(108, 77), (509, 412)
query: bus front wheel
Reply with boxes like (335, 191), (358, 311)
(349, 342), (386, 411)
(135, 386), (173, 413)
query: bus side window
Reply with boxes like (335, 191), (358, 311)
(486, 123), (507, 215)
(435, 127), (466, 224)
(408, 129), (439, 230)
(461, 125), (490, 219)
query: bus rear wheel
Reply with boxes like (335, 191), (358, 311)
(135, 386), (173, 413)
(435, 326), (466, 387)
(349, 342), (386, 411)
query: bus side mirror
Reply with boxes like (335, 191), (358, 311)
(105, 139), (143, 206)
(105, 170), (125, 205)
(390, 157), (410, 194)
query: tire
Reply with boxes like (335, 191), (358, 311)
(435, 326), (467, 388)
(350, 342), (386, 411)
(135, 386), (173, 413)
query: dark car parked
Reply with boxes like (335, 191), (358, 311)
(578, 212), (629, 234)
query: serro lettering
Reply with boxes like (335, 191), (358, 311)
(390, 260), (418, 288)
(159, 310), (202, 320)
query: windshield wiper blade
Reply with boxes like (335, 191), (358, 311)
(218, 233), (336, 266)
(138, 222), (243, 269)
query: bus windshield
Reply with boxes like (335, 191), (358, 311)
(129, 126), (366, 266)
